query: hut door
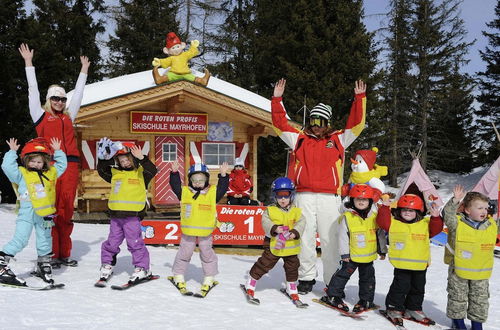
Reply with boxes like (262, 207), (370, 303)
(154, 136), (185, 205)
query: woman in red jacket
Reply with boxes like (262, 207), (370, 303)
(19, 43), (90, 268)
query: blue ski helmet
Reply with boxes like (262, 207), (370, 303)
(188, 163), (210, 180)
(271, 177), (295, 203)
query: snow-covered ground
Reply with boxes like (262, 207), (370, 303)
(0, 168), (499, 330)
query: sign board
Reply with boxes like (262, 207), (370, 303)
(141, 205), (267, 245)
(130, 111), (208, 135)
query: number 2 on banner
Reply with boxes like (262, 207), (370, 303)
(243, 216), (254, 234)
(164, 223), (179, 240)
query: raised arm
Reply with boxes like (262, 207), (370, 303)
(19, 44), (44, 123)
(50, 138), (67, 177)
(1, 138), (22, 185)
(67, 56), (90, 121)
(271, 79), (300, 149)
(338, 80), (367, 148)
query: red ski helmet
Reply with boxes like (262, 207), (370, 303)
(348, 184), (375, 199)
(116, 142), (136, 155)
(20, 138), (53, 159)
(397, 194), (424, 212)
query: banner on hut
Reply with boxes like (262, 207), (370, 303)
(130, 111), (208, 135)
(141, 205), (267, 245)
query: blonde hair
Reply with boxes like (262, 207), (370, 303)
(43, 84), (68, 116)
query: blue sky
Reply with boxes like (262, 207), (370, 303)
(363, 0), (497, 76)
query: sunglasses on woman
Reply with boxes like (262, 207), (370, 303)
(50, 96), (67, 103)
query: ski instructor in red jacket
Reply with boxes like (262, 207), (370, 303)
(272, 78), (366, 294)
(19, 43), (90, 268)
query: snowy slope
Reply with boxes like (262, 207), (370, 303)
(0, 169), (499, 330)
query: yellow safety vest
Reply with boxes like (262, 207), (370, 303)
(454, 216), (497, 280)
(108, 167), (147, 212)
(180, 185), (217, 237)
(389, 217), (430, 270)
(344, 212), (378, 263)
(20, 167), (57, 216)
(267, 206), (302, 257)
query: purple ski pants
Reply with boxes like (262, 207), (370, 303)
(101, 216), (150, 269)
(172, 234), (218, 277)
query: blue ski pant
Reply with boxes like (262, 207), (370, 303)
(2, 204), (52, 257)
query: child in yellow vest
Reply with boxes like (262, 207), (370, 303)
(377, 194), (443, 326)
(169, 160), (229, 296)
(96, 140), (158, 285)
(321, 184), (387, 313)
(0, 137), (66, 286)
(243, 177), (305, 304)
(443, 185), (497, 330)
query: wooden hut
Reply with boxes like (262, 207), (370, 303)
(69, 70), (290, 220)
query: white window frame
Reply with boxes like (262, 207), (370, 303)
(162, 143), (177, 162)
(202, 142), (235, 169)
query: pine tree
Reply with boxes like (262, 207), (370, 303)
(428, 62), (475, 173)
(203, 0), (257, 88)
(106, 0), (181, 77)
(476, 0), (500, 164)
(409, 0), (473, 170)
(373, 0), (415, 186)
(29, 0), (105, 84)
(0, 0), (33, 203)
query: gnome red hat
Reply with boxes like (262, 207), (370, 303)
(166, 32), (182, 49)
(354, 147), (379, 170)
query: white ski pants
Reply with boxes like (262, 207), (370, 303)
(295, 192), (341, 284)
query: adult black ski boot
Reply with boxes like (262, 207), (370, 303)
(297, 279), (316, 294)
(0, 252), (26, 286)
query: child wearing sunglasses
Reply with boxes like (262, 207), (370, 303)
(19, 43), (90, 269)
(243, 177), (306, 305)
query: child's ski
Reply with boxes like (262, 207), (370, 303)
(312, 298), (366, 319)
(379, 310), (407, 330)
(0, 282), (65, 291)
(193, 281), (218, 298)
(240, 284), (260, 305)
(94, 278), (110, 288)
(279, 288), (308, 308)
(353, 303), (381, 315)
(167, 276), (193, 296)
(403, 314), (439, 327)
(110, 274), (160, 291)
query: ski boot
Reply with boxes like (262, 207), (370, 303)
(0, 253), (26, 286)
(471, 320), (483, 330)
(245, 276), (257, 296)
(36, 255), (54, 284)
(297, 279), (315, 294)
(59, 258), (78, 267)
(451, 319), (466, 329)
(352, 299), (378, 313)
(286, 281), (299, 301)
(320, 296), (349, 312)
(200, 276), (215, 294)
(99, 264), (113, 281)
(404, 309), (435, 325)
(50, 258), (62, 269)
(387, 309), (404, 325)
(129, 267), (151, 284)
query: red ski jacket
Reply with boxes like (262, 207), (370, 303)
(271, 93), (366, 194)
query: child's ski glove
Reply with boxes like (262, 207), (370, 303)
(42, 215), (56, 229)
(97, 137), (123, 160)
(275, 226), (290, 250)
